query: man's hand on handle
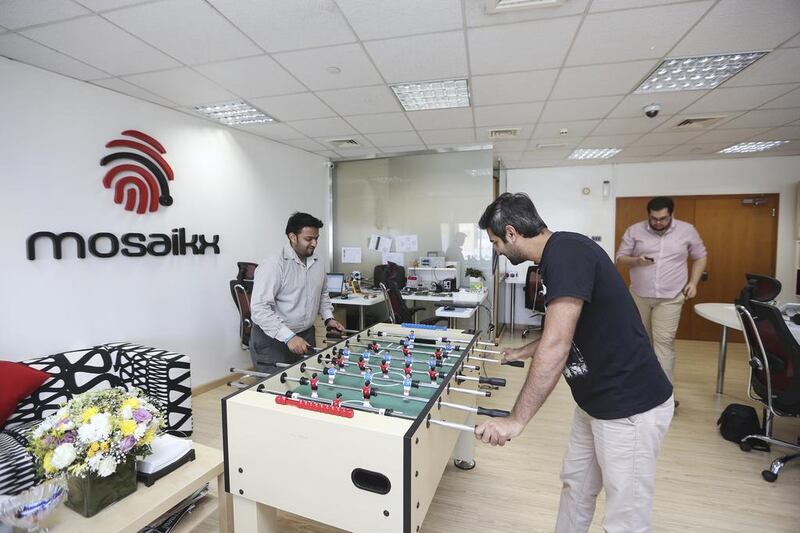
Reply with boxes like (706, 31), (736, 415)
(326, 319), (345, 332)
(287, 336), (311, 355)
(474, 417), (525, 446)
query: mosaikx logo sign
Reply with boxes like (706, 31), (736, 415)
(26, 130), (220, 260)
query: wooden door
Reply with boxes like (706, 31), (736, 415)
(614, 194), (779, 341)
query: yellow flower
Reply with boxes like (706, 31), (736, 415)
(82, 406), (99, 423)
(119, 419), (137, 436)
(43, 451), (55, 473)
(87, 442), (100, 457)
(100, 441), (109, 452)
(121, 397), (140, 410)
(142, 429), (155, 445)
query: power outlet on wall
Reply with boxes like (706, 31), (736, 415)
(590, 235), (602, 242)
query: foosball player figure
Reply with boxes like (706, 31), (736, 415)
(310, 373), (319, 399)
(336, 351), (346, 370)
(361, 349), (371, 365)
(404, 363), (413, 378)
(326, 365), (337, 384)
(427, 365), (438, 383)
(401, 339), (410, 348)
(403, 375), (412, 397)
(332, 392), (343, 409)
(341, 347), (351, 360)
(380, 359), (390, 378)
(370, 341), (380, 352)
(362, 382), (372, 407)
(382, 351), (392, 364)
(434, 349), (444, 367)
(357, 356), (367, 375)
(408, 330), (416, 342)
(404, 353), (414, 368)
(364, 367), (373, 385)
(444, 342), (454, 354)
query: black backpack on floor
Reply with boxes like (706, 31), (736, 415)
(717, 403), (769, 451)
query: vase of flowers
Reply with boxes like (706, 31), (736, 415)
(464, 268), (485, 292)
(27, 387), (164, 517)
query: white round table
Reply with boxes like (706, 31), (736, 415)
(693, 303), (741, 394)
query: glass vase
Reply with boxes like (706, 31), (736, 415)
(65, 456), (137, 517)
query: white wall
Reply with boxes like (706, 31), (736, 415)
(0, 58), (329, 386)
(504, 156), (800, 324)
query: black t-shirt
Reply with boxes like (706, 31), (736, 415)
(539, 231), (672, 419)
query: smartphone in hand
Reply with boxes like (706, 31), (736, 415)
(644, 256), (655, 263)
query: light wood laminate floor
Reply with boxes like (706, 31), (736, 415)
(191, 337), (799, 532)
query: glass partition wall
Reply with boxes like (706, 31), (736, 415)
(332, 150), (493, 334)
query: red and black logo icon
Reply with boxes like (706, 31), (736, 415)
(100, 130), (174, 214)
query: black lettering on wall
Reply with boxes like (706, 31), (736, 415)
(27, 231), (86, 260)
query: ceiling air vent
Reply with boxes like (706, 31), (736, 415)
(487, 0), (566, 13)
(488, 128), (520, 139)
(328, 139), (360, 149)
(671, 116), (727, 130)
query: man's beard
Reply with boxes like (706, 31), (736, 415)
(504, 244), (526, 265)
(649, 221), (671, 233)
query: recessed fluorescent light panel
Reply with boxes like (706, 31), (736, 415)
(194, 101), (276, 125)
(568, 148), (621, 160)
(718, 140), (789, 154)
(635, 51), (769, 94)
(390, 79), (470, 111)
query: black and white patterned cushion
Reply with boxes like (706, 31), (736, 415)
(0, 421), (39, 496)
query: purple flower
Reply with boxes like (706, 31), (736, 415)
(42, 435), (56, 448)
(132, 408), (152, 423)
(59, 432), (76, 444)
(119, 435), (137, 454)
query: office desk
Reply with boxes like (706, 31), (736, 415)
(330, 292), (385, 330)
(694, 302), (800, 394)
(435, 305), (478, 329)
(405, 290), (488, 331)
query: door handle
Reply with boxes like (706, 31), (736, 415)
(701, 271), (709, 282)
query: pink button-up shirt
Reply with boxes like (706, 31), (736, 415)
(616, 218), (707, 299)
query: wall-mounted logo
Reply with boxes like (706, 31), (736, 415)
(101, 130), (174, 214)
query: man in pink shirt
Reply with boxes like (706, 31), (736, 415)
(616, 197), (707, 391)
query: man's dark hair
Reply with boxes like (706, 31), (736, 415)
(478, 193), (547, 242)
(285, 212), (323, 236)
(646, 196), (674, 214)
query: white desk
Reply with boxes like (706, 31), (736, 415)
(330, 292), (385, 330)
(694, 302), (800, 394)
(435, 305), (478, 329)
(404, 290), (488, 331)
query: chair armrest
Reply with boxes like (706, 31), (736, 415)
(103, 343), (193, 437)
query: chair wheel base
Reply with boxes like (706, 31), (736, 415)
(454, 458), (475, 470)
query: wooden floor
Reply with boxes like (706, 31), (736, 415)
(190, 335), (800, 532)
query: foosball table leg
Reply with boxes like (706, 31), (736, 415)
(233, 495), (279, 533)
(452, 411), (476, 471)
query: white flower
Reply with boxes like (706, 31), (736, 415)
(133, 423), (147, 439)
(96, 455), (118, 477)
(77, 413), (112, 443)
(120, 405), (133, 420)
(50, 443), (77, 469)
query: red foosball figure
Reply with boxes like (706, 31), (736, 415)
(402, 346), (411, 357)
(428, 367), (438, 382)
(336, 352), (346, 369)
(370, 342), (380, 352)
(310, 373), (319, 398)
(380, 360), (390, 376)
(362, 383), (372, 407)
(357, 356), (367, 374)
(404, 364), (413, 377)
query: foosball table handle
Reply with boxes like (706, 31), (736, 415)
(476, 407), (511, 418)
(478, 376), (507, 387)
(501, 360), (524, 368)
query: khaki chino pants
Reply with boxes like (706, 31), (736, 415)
(555, 397), (674, 533)
(630, 290), (685, 383)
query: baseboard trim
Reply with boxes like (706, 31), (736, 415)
(192, 373), (239, 396)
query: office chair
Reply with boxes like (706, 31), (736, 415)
(237, 261), (258, 281)
(229, 279), (254, 349)
(521, 265), (546, 339)
(374, 262), (406, 291)
(379, 283), (447, 326)
(735, 301), (800, 482)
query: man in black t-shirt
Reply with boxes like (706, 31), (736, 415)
(475, 193), (673, 533)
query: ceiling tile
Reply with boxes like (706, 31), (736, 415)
(273, 43), (383, 90)
(0, 32), (108, 80)
(313, 150), (338, 158)
(419, 128), (476, 145)
(91, 77), (179, 107)
(471, 69), (558, 106)
(591, 116), (668, 135)
(75, 0), (151, 9)
(551, 60), (658, 99)
(567, 2), (711, 66)
(208, 0), (355, 53)
(281, 138), (328, 151)
(724, 49), (800, 88)
(330, 147), (382, 158)
(288, 117), (358, 137)
(606, 91), (706, 118)
(249, 92), (336, 121)
(365, 31), (467, 83)
(365, 131), (423, 147)
(749, 126), (800, 140)
(672, 0), (800, 56)
(681, 84), (798, 114)
(473, 102), (543, 127)
(317, 85), (400, 116)
(22, 16), (179, 75)
(539, 96), (623, 122)
(467, 16), (581, 75)
(661, 142), (730, 156)
(759, 85), (800, 109)
(580, 134), (642, 147)
(103, 0), (261, 65)
(378, 145), (427, 154)
(630, 130), (704, 146)
(406, 108), (474, 130)
(781, 33), (800, 49)
(590, 0), (708, 12)
(336, 0), (462, 40)
(717, 107), (800, 129)
(234, 121), (305, 140)
(478, 125), (534, 142)
(0, 0), (88, 30)
(344, 112), (413, 133)
(615, 145), (672, 157)
(194, 55), (305, 99)
(686, 127), (768, 144)
(527, 137), (580, 151)
(464, 0), (590, 27)
(122, 67), (234, 105)
(489, 140), (530, 153)
(519, 148), (572, 160)
(533, 120), (599, 138)
(650, 112), (741, 132)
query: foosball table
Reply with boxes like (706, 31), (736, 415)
(223, 322), (520, 533)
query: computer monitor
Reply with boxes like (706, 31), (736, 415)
(326, 273), (345, 297)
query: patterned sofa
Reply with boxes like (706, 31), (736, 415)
(0, 343), (192, 496)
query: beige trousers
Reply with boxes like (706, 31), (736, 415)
(555, 397), (674, 533)
(630, 289), (685, 383)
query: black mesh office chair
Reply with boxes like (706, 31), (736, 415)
(229, 279), (253, 349)
(380, 283), (447, 326)
(236, 261), (258, 282)
(735, 301), (800, 482)
(521, 265), (546, 339)
(735, 273), (782, 313)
